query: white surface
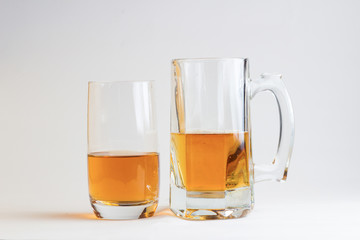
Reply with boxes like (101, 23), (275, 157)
(1, 194), (359, 239)
(1, 0), (360, 239)
(2, 182), (359, 239)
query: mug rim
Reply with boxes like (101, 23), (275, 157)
(172, 57), (248, 62)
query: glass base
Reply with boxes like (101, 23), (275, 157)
(90, 198), (158, 220)
(170, 183), (253, 220)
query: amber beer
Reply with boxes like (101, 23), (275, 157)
(171, 132), (250, 192)
(88, 152), (159, 205)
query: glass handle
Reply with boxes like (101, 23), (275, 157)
(250, 73), (295, 182)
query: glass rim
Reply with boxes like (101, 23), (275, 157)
(88, 80), (155, 85)
(172, 57), (248, 63)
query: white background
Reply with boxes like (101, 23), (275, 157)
(0, 0), (359, 239)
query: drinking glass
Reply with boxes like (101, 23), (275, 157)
(170, 58), (294, 220)
(88, 81), (159, 219)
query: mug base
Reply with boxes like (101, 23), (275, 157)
(170, 184), (253, 220)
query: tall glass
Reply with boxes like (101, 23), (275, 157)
(88, 81), (159, 219)
(170, 58), (294, 220)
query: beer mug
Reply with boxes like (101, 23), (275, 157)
(170, 58), (294, 220)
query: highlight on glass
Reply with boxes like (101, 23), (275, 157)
(87, 81), (159, 220)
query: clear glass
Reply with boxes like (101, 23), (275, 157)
(88, 81), (159, 219)
(170, 58), (295, 220)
